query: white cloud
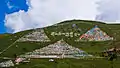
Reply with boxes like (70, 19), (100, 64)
(7, 2), (14, 9)
(96, 0), (120, 23)
(5, 0), (100, 33)
(6, 1), (19, 10)
(5, 10), (37, 32)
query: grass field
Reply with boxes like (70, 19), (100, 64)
(15, 58), (120, 68)
(0, 20), (120, 67)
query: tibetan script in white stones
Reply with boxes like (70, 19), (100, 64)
(51, 32), (81, 37)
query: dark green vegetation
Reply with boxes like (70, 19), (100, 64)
(0, 20), (120, 68)
(16, 58), (120, 68)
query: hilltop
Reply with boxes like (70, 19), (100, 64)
(0, 20), (120, 58)
(0, 20), (120, 68)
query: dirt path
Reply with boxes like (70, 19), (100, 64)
(0, 35), (25, 55)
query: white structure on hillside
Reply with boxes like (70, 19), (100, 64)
(18, 29), (51, 42)
(20, 39), (92, 58)
(0, 60), (14, 67)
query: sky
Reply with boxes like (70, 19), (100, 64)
(0, 0), (28, 33)
(0, 0), (120, 34)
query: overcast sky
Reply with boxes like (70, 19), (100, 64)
(0, 0), (120, 33)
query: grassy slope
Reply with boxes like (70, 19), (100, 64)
(16, 58), (120, 68)
(0, 20), (120, 68)
(0, 20), (120, 58)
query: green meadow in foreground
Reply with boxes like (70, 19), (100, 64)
(16, 58), (120, 68)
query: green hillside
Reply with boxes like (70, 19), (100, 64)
(0, 20), (120, 68)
